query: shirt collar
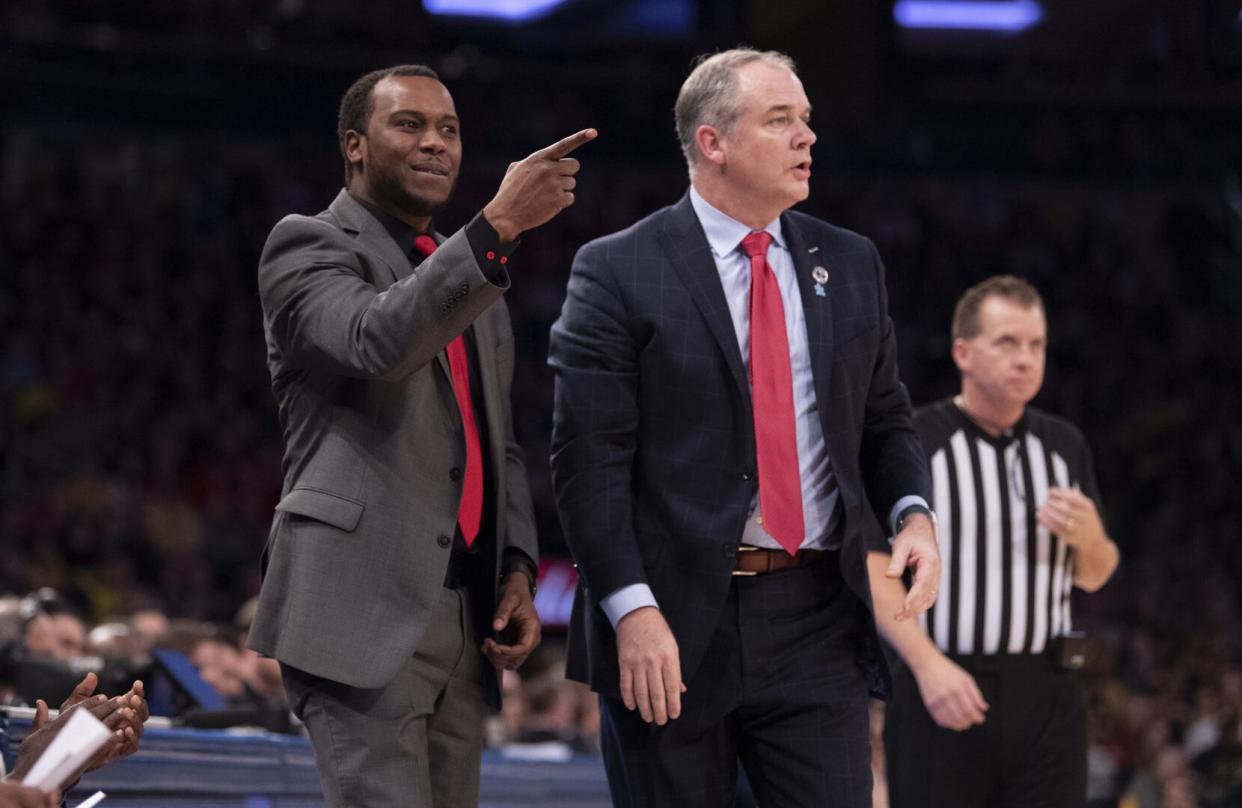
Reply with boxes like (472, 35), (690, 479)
(949, 396), (1030, 448)
(688, 185), (785, 259)
(347, 191), (430, 256)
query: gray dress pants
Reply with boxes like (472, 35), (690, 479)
(282, 584), (489, 807)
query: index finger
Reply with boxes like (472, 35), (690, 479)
(86, 695), (124, 722)
(492, 593), (518, 631)
(535, 128), (598, 160)
(69, 672), (98, 702)
(886, 542), (910, 577)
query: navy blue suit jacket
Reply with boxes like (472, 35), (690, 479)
(549, 192), (930, 700)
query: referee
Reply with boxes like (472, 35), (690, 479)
(870, 275), (1120, 807)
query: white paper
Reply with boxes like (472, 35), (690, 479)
(499, 740), (574, 763)
(20, 707), (112, 790)
(77, 791), (107, 808)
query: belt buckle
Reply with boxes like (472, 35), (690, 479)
(732, 545), (760, 576)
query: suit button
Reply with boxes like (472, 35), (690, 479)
(437, 534), (452, 548)
(449, 467), (463, 482)
(741, 471), (753, 480)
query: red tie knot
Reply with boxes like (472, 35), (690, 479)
(740, 230), (772, 259)
(412, 234), (437, 257)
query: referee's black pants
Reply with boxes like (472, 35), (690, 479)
(884, 652), (1086, 808)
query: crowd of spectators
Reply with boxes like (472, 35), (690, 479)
(0, 589), (281, 716)
(3, 18), (1241, 806)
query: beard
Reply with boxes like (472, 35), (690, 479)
(370, 161), (457, 220)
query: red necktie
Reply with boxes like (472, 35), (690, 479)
(413, 234), (483, 546)
(741, 231), (805, 555)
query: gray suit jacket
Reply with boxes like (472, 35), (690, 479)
(249, 190), (538, 690)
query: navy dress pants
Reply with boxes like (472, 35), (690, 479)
(600, 561), (874, 808)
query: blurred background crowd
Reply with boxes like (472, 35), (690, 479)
(1, 1), (1240, 806)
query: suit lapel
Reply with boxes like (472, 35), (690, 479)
(430, 232), (451, 381)
(331, 192), (453, 380)
(328, 190), (409, 287)
(781, 213), (835, 417)
(658, 194), (752, 409)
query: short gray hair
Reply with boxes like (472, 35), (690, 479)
(952, 275), (1045, 340)
(674, 48), (798, 168)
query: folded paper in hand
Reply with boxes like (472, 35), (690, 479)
(20, 707), (112, 791)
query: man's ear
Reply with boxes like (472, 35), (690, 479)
(951, 338), (970, 373)
(343, 129), (366, 177)
(694, 124), (726, 167)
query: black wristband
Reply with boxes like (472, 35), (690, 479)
(501, 551), (537, 597)
(896, 504), (935, 534)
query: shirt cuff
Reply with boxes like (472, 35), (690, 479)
(889, 495), (931, 538)
(600, 584), (659, 629)
(465, 210), (517, 284)
(501, 548), (538, 586)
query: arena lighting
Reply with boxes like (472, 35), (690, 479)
(422, 0), (570, 22)
(893, 0), (1044, 32)
(533, 558), (577, 627)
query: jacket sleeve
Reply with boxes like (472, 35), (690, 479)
(548, 238), (648, 599)
(858, 238), (933, 551)
(258, 214), (507, 382)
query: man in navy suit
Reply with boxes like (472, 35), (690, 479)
(549, 48), (942, 806)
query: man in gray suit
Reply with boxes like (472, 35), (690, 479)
(250, 64), (595, 806)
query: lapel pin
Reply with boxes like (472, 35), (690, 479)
(812, 265), (829, 297)
(808, 246), (820, 254)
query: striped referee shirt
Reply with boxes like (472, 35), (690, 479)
(915, 398), (1104, 656)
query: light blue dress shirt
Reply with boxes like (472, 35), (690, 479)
(600, 187), (927, 627)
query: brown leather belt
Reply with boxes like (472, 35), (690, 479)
(731, 545), (834, 576)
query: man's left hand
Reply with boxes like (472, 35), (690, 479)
(886, 514), (941, 621)
(11, 674), (149, 787)
(93, 680), (148, 766)
(53, 673), (148, 768)
(483, 572), (542, 671)
(1037, 487), (1103, 549)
